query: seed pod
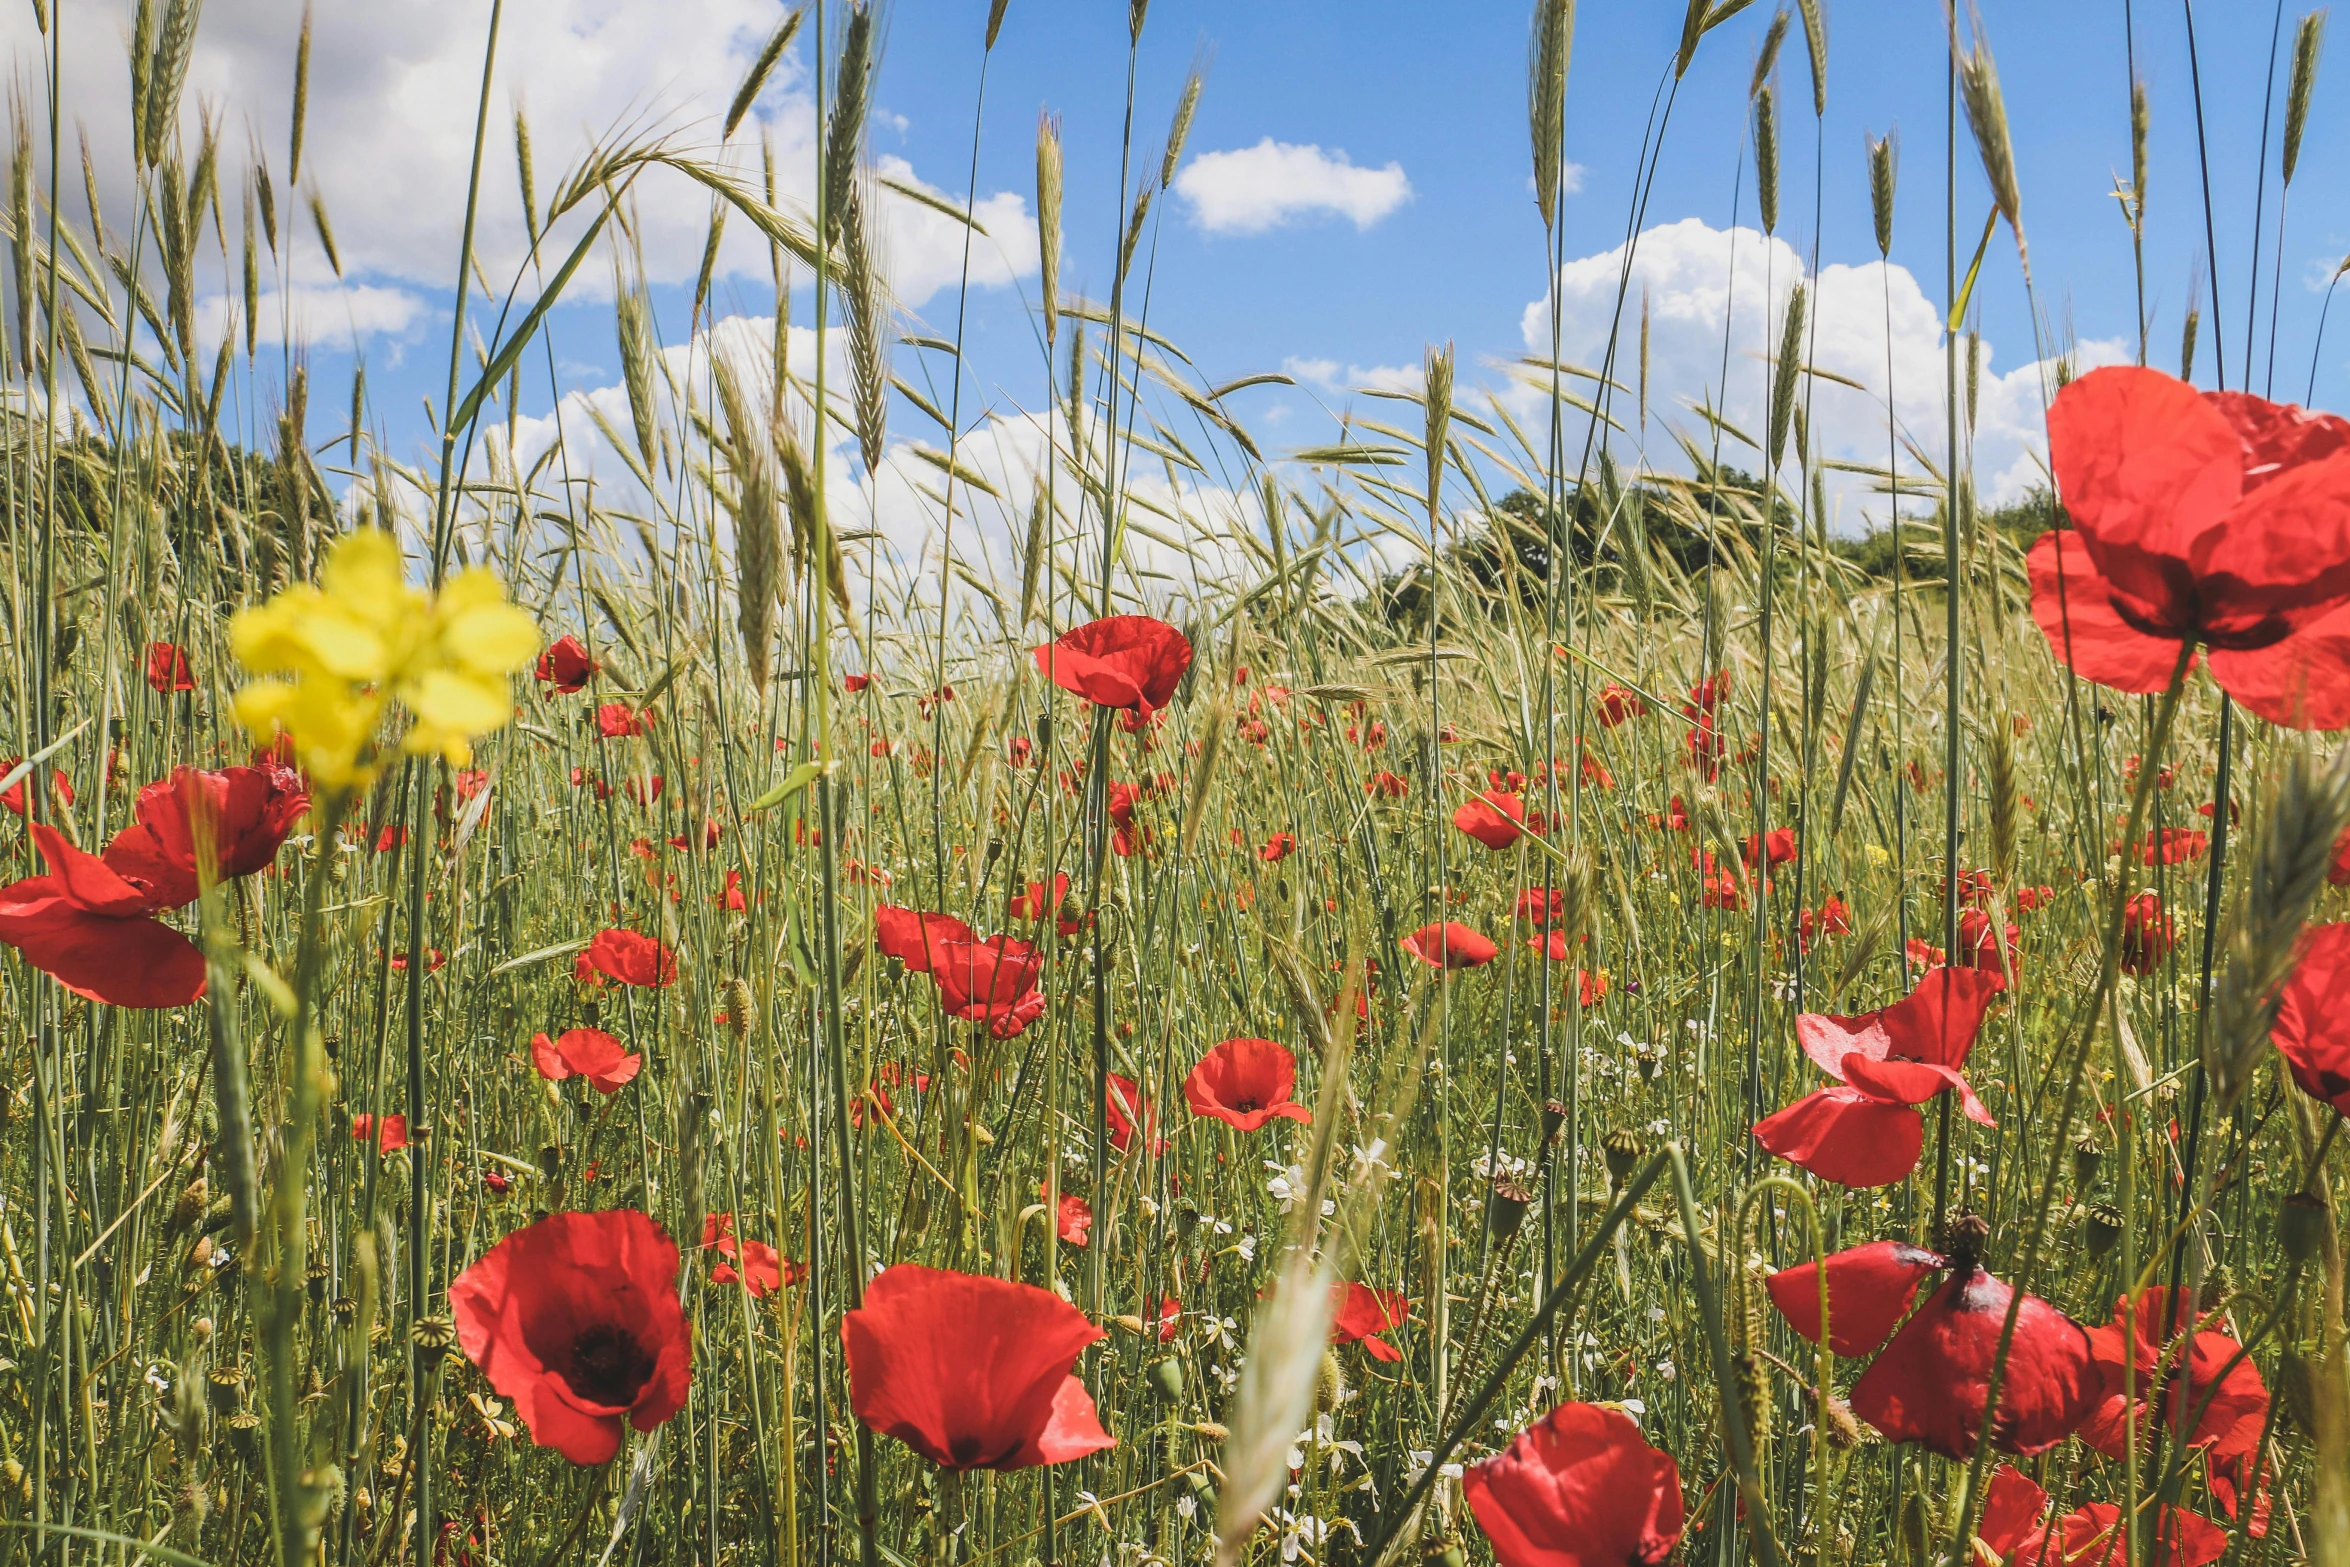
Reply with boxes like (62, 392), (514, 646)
(411, 1314), (458, 1361)
(2084, 1202), (2124, 1260)
(1540, 1099), (1568, 1146)
(226, 1410), (263, 1464)
(1603, 1127), (1647, 1186)
(206, 1366), (244, 1414)
(2070, 1135), (2103, 1192)
(1487, 1176), (1533, 1244)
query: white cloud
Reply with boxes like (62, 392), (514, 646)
(1174, 139), (1411, 235)
(4, 0), (1035, 351)
(1283, 355), (1423, 395)
(1518, 216), (2117, 527)
(197, 284), (431, 353)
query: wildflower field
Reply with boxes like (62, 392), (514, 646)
(5, 2), (2350, 1567)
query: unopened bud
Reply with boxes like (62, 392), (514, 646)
(2281, 1192), (2325, 1264)
(1149, 1358), (1185, 1403)
(1823, 1395), (1864, 1451)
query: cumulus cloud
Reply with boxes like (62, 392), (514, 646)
(5, 0), (1036, 351)
(1518, 216), (2116, 527)
(1283, 356), (1424, 395)
(197, 285), (431, 353)
(1174, 139), (1411, 235)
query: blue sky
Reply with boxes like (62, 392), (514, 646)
(12, 0), (2350, 548)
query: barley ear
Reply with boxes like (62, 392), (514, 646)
(1988, 720), (2018, 888)
(307, 188), (340, 277)
(2208, 745), (2350, 1112)
(1527, 0), (1574, 232)
(1796, 0), (1827, 116)
(1868, 129), (1898, 257)
(727, 6), (805, 141)
(840, 178), (892, 476)
(1036, 112), (1063, 350)
(1769, 284), (1805, 467)
(514, 110), (539, 249)
(289, 1), (311, 183)
(1751, 9), (1789, 102)
(2285, 10), (2326, 188)
(2129, 79), (2149, 229)
(1423, 342), (1455, 533)
(1754, 82), (1780, 236)
(1160, 62), (1205, 193)
(823, 2), (875, 248)
(986, 0), (1011, 50)
(1950, 2), (2027, 278)
(1638, 285), (1651, 433)
(717, 351), (780, 692)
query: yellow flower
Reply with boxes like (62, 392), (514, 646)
(229, 532), (539, 789)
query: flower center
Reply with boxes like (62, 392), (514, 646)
(1233, 1098), (1262, 1114)
(560, 1323), (656, 1409)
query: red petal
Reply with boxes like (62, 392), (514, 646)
(1840, 1058), (1996, 1124)
(1976, 1465), (2050, 1563)
(1462, 1403), (1686, 1567)
(2194, 451), (2350, 640)
(1850, 1266), (2099, 1460)
(1025, 1376), (1117, 1466)
(2205, 388), (2350, 487)
(0, 893), (206, 1008)
(2047, 366), (2244, 618)
(1752, 1086), (1924, 1187)
(2027, 531), (2190, 694)
(1764, 1240), (1944, 1358)
(2208, 610), (2350, 730)
(2273, 922), (2350, 1115)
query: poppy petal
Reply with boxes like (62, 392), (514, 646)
(1765, 1240), (1945, 1358)
(2027, 531), (2190, 695)
(2047, 365), (2244, 614)
(0, 892), (206, 1008)
(1752, 1086), (1925, 1187)
(1461, 1403), (1686, 1567)
(2208, 612), (2350, 731)
(1849, 1266), (2099, 1460)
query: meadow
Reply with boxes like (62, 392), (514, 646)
(0, 2), (2347, 1567)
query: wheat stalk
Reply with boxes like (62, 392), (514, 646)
(1527, 0), (1573, 231)
(2285, 10), (2326, 187)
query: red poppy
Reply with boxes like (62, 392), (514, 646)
(844, 673), (872, 693)
(2011, 1502), (2229, 1567)
(0, 825), (207, 1007)
(1009, 874), (1083, 936)
(1104, 1073), (1166, 1156)
(1527, 930), (1578, 962)
(2275, 921), (2350, 1113)
(1051, 1189), (1093, 1246)
(0, 764), (72, 818)
(1594, 683), (1649, 728)
(450, 1209), (693, 1465)
(842, 1263), (1115, 1470)
(1400, 922), (1499, 970)
(100, 764), (309, 909)
(531, 1028), (642, 1093)
(1184, 1038), (1311, 1131)
(1258, 832), (1296, 862)
(146, 641), (197, 693)
(582, 929), (678, 988)
(1799, 896), (1852, 952)
(2079, 1286), (2269, 1461)
(1454, 792), (1526, 850)
(928, 936), (1046, 1037)
(534, 634), (600, 693)
(1743, 827), (1798, 866)
(1516, 887), (1568, 926)
(1772, 1233), (2097, 1459)
(2031, 366), (2350, 727)
(1754, 967), (2000, 1187)
(700, 1213), (793, 1297)
(667, 819), (722, 853)
(1774, 1233), (2096, 1458)
(1033, 616), (1193, 716)
(1329, 1281), (1410, 1361)
(1972, 1466), (2053, 1566)
(2123, 826), (2209, 865)
(874, 905), (976, 974)
(597, 702), (651, 739)
(1366, 770), (1409, 799)
(2120, 892), (2174, 975)
(1106, 782), (1145, 858)
(351, 1112), (410, 1153)
(1463, 1402), (1685, 1567)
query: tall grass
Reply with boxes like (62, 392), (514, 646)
(0, 4), (2344, 1567)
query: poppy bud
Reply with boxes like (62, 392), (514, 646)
(1539, 1099), (1567, 1146)
(170, 1175), (209, 1233)
(1823, 1395), (1864, 1451)
(2281, 1192), (2325, 1263)
(1315, 1348), (1345, 1413)
(984, 837), (1004, 868)
(1185, 1468), (1218, 1510)
(207, 1366), (245, 1414)
(535, 1144), (562, 1181)
(2071, 1135), (2103, 1191)
(1602, 1127), (1646, 1186)
(2084, 1202), (2124, 1260)
(2095, 705), (2115, 726)
(1175, 1199), (1201, 1242)
(1898, 1490), (1931, 1559)
(1149, 1358), (1185, 1403)
(1420, 1530), (1465, 1567)
(1488, 1177), (1533, 1244)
